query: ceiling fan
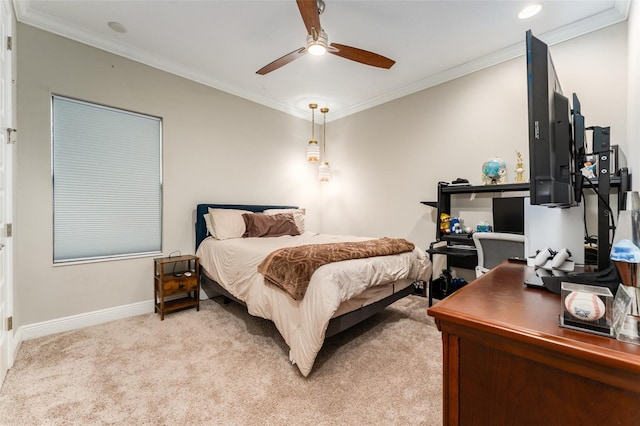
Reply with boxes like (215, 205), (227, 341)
(256, 0), (396, 75)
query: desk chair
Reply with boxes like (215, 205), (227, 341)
(472, 232), (525, 277)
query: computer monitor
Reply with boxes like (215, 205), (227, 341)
(492, 197), (525, 234)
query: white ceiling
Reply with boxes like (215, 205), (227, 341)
(13, 0), (630, 121)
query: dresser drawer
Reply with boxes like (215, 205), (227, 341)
(162, 276), (198, 296)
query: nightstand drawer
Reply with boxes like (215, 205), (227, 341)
(162, 277), (198, 296)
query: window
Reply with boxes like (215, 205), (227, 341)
(52, 95), (162, 263)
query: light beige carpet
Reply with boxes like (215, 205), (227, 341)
(0, 295), (442, 425)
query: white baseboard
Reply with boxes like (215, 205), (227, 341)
(16, 300), (155, 343)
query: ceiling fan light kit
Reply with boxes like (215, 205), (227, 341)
(256, 0), (395, 74)
(306, 30), (328, 56)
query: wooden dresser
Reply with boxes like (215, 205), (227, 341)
(427, 261), (640, 426)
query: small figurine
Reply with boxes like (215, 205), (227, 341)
(440, 213), (451, 234)
(581, 156), (597, 178)
(448, 217), (470, 234)
(450, 217), (462, 234)
(514, 151), (525, 183)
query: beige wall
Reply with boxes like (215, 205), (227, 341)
(628, 0), (640, 190)
(14, 21), (630, 330)
(15, 24), (323, 329)
(321, 23), (629, 250)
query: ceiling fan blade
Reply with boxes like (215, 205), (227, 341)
(297, 0), (322, 36)
(256, 47), (307, 75)
(329, 43), (396, 69)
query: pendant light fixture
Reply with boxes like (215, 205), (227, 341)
(318, 107), (331, 182)
(306, 103), (320, 162)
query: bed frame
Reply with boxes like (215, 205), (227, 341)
(195, 203), (416, 338)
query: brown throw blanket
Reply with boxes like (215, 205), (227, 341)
(258, 238), (415, 300)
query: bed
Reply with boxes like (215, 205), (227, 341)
(194, 203), (431, 376)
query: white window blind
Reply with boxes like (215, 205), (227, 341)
(52, 96), (162, 263)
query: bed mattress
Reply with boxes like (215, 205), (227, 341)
(196, 231), (431, 376)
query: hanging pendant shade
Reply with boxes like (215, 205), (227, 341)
(307, 141), (320, 162)
(319, 161), (331, 182)
(319, 107), (331, 182)
(306, 103), (319, 163)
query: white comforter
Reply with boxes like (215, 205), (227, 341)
(196, 232), (431, 376)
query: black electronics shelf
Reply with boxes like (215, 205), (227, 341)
(421, 177), (628, 210)
(422, 182), (531, 243)
(439, 182), (530, 195)
(421, 176), (630, 243)
(420, 172), (631, 306)
(439, 178), (630, 193)
(439, 234), (473, 244)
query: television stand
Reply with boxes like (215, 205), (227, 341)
(539, 264), (620, 294)
(587, 126), (625, 271)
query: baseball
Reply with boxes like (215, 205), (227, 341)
(564, 291), (606, 321)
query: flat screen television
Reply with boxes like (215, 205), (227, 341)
(526, 30), (581, 208)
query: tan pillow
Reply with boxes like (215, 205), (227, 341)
(242, 213), (300, 238)
(263, 208), (306, 233)
(203, 213), (216, 238)
(208, 208), (252, 240)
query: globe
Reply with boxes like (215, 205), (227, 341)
(482, 157), (507, 185)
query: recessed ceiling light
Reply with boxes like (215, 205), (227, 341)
(518, 4), (542, 19)
(108, 21), (127, 33)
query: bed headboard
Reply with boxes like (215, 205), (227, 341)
(195, 203), (298, 250)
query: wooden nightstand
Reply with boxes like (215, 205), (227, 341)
(153, 255), (200, 320)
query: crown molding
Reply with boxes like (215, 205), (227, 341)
(13, 0), (629, 123)
(13, 0), (310, 120)
(331, 2), (630, 121)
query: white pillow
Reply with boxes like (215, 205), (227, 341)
(203, 213), (216, 238)
(208, 208), (252, 240)
(264, 208), (306, 233)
